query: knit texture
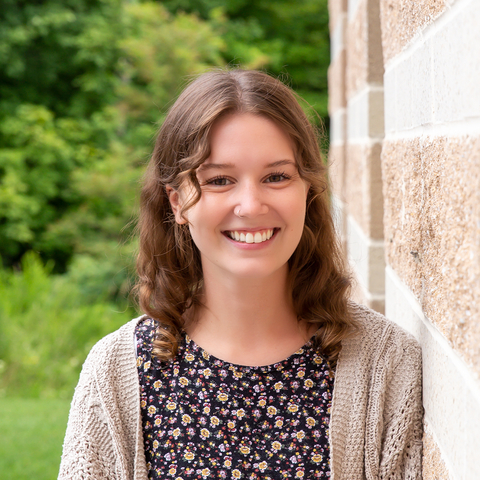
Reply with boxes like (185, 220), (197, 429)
(58, 303), (423, 479)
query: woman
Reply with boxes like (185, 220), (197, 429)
(59, 70), (423, 479)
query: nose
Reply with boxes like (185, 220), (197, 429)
(234, 182), (268, 218)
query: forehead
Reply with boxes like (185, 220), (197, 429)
(202, 113), (296, 165)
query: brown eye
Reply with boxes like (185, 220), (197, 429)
(265, 172), (291, 183)
(205, 176), (231, 186)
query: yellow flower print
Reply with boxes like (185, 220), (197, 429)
(203, 368), (212, 377)
(172, 428), (180, 438)
(184, 452), (195, 461)
(296, 471), (304, 478)
(227, 421), (235, 429)
(148, 405), (156, 415)
(143, 361), (151, 370)
(239, 445), (250, 455)
(169, 467), (176, 475)
(258, 461), (268, 472)
(153, 440), (159, 450)
(173, 367), (179, 375)
(166, 402), (176, 410)
(314, 356), (323, 364)
(185, 354), (195, 362)
(272, 441), (282, 451)
(267, 406), (277, 415)
(304, 379), (314, 388)
(217, 392), (228, 402)
(224, 459), (232, 467)
(307, 417), (316, 427)
(275, 419), (284, 428)
(201, 468), (210, 477)
(274, 382), (283, 391)
(154, 418), (162, 426)
(288, 404), (299, 413)
(312, 454), (322, 463)
(296, 430), (306, 440)
(236, 409), (245, 418)
(179, 377), (189, 385)
(136, 357), (142, 367)
(202, 350), (210, 360)
(258, 399), (266, 407)
(182, 414), (192, 424)
(153, 380), (161, 389)
(204, 406), (211, 414)
(232, 469), (241, 478)
(233, 370), (243, 378)
(296, 348), (304, 354)
(141, 400), (147, 408)
(297, 370), (305, 378)
(201, 428), (210, 438)
(210, 416), (220, 426)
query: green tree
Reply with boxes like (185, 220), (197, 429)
(0, 0), (225, 276)
(162, 0), (330, 120)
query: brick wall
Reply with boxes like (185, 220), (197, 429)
(328, 0), (480, 477)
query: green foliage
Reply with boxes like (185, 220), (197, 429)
(162, 0), (331, 118)
(0, 0), (123, 117)
(0, 252), (134, 398)
(0, 0), (226, 273)
(0, 398), (70, 480)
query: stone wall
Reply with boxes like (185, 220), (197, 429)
(328, 0), (386, 313)
(328, 0), (480, 478)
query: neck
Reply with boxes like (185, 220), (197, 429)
(185, 267), (313, 366)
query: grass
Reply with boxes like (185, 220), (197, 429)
(0, 398), (70, 480)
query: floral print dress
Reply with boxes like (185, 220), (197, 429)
(136, 318), (334, 479)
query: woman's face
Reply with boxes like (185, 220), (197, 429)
(170, 113), (309, 282)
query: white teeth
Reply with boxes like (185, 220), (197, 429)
(227, 229), (275, 244)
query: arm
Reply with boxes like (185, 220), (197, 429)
(365, 335), (423, 480)
(58, 348), (117, 480)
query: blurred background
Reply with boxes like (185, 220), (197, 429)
(0, 0), (329, 477)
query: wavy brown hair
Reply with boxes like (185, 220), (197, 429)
(135, 69), (356, 367)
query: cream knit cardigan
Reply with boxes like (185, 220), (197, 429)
(59, 303), (423, 479)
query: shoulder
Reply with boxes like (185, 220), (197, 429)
(339, 302), (422, 379)
(82, 315), (148, 378)
(348, 301), (421, 357)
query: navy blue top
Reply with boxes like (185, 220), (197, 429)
(136, 318), (334, 479)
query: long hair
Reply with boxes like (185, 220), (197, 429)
(135, 69), (355, 366)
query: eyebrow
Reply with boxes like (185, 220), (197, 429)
(198, 159), (296, 171)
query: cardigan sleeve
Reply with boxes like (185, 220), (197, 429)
(372, 333), (424, 480)
(58, 346), (118, 480)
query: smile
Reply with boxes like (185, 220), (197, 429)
(225, 229), (276, 244)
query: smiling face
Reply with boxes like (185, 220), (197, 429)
(169, 113), (309, 283)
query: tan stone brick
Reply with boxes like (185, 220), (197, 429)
(382, 136), (480, 373)
(346, 0), (385, 99)
(345, 142), (384, 239)
(346, 0), (368, 99)
(328, 51), (347, 113)
(350, 275), (385, 314)
(367, 0), (384, 84)
(329, 144), (346, 201)
(423, 421), (452, 480)
(328, 0), (347, 33)
(380, 0), (447, 63)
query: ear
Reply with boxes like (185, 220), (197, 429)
(166, 185), (188, 225)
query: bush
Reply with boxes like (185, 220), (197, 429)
(0, 252), (135, 398)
